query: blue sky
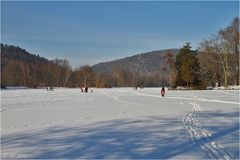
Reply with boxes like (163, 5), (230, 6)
(1, 1), (239, 67)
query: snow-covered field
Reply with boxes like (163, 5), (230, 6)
(1, 88), (239, 159)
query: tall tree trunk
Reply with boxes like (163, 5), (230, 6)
(21, 63), (26, 86)
(63, 68), (70, 87)
(224, 54), (229, 89)
(224, 70), (228, 89)
(236, 58), (239, 85)
(26, 64), (30, 87)
(217, 62), (221, 87)
(218, 53), (229, 89)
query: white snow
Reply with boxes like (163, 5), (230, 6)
(1, 88), (239, 159)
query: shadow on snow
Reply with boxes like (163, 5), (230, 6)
(1, 110), (239, 159)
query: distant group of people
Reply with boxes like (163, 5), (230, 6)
(46, 86), (54, 91)
(134, 85), (144, 91)
(46, 86), (94, 93)
(107, 86), (112, 89)
(134, 85), (165, 97)
(45, 85), (165, 97)
(80, 86), (93, 93)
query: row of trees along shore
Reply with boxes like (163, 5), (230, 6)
(1, 17), (239, 89)
(165, 17), (239, 89)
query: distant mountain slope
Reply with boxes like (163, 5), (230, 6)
(92, 49), (179, 75)
(1, 44), (49, 66)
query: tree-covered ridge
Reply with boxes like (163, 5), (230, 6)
(1, 44), (172, 88)
(92, 49), (179, 75)
(1, 44), (72, 88)
(1, 44), (49, 65)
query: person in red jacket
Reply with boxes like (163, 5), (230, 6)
(161, 87), (165, 97)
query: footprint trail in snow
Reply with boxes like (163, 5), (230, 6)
(182, 102), (234, 160)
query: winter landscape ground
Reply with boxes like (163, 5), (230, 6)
(1, 88), (239, 159)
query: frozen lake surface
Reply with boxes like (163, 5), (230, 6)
(1, 88), (239, 159)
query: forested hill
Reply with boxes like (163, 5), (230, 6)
(1, 43), (180, 88)
(1, 44), (49, 65)
(1, 44), (72, 88)
(92, 49), (179, 75)
(1, 44), (177, 88)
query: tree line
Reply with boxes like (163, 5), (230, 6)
(165, 17), (239, 89)
(199, 17), (239, 88)
(1, 17), (239, 89)
(1, 44), (167, 88)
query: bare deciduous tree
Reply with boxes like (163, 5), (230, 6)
(199, 17), (239, 89)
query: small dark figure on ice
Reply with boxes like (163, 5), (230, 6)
(85, 86), (88, 93)
(161, 87), (165, 97)
(134, 86), (138, 90)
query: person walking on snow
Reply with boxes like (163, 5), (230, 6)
(85, 86), (88, 93)
(161, 86), (165, 97)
